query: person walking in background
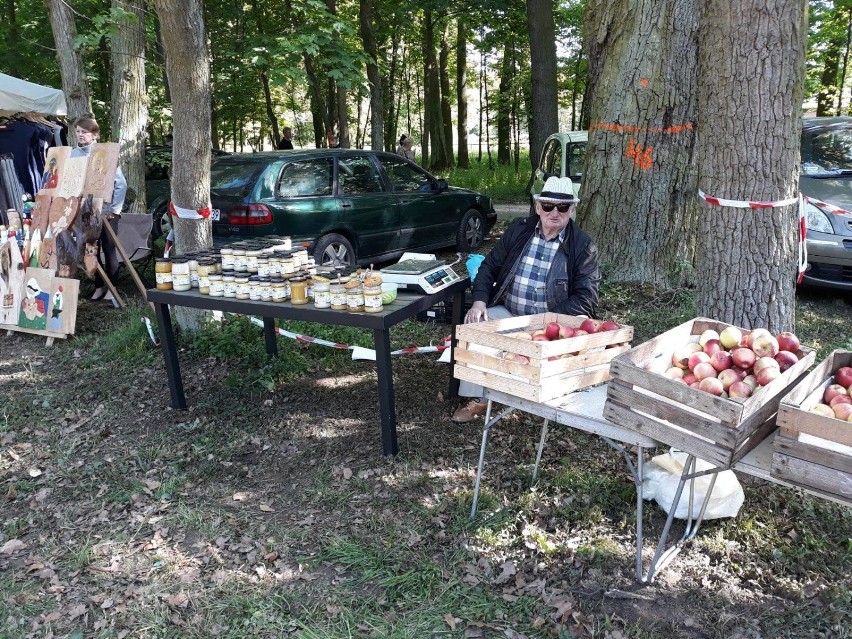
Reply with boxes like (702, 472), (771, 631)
(396, 134), (416, 163)
(277, 127), (294, 150)
(326, 128), (340, 149)
(72, 117), (127, 306)
(450, 176), (600, 423)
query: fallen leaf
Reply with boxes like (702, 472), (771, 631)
(233, 492), (249, 501)
(67, 603), (87, 620)
(101, 598), (114, 609)
(144, 480), (161, 490)
(167, 592), (189, 608)
(28, 468), (42, 478)
(444, 613), (457, 630)
(493, 560), (516, 585)
(1, 539), (25, 554)
(342, 468), (352, 480)
(259, 504), (274, 512)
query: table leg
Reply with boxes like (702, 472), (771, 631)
(263, 317), (278, 356)
(373, 328), (398, 456)
(154, 301), (187, 410)
(448, 290), (464, 398)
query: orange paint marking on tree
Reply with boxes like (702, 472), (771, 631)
(589, 122), (694, 135)
(625, 138), (654, 170)
(640, 78), (649, 87)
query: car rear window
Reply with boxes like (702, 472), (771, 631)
(802, 124), (852, 175)
(276, 158), (334, 197)
(210, 161), (267, 197)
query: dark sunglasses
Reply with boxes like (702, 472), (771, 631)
(540, 202), (573, 213)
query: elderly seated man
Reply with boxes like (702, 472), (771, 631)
(451, 176), (602, 423)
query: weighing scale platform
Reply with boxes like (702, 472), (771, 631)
(380, 259), (463, 294)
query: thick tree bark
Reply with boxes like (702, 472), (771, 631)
(153, 0), (212, 254)
(496, 42), (512, 165)
(526, 0), (559, 171)
(359, 0), (383, 150)
(579, 0), (699, 287)
(110, 0), (148, 216)
(456, 18), (469, 169)
(440, 25), (454, 167)
(45, 0), (92, 124)
(694, 0), (806, 332)
(423, 11), (449, 170)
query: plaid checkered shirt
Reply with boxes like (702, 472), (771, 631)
(504, 224), (566, 316)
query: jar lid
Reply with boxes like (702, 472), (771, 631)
(198, 258), (215, 265)
(172, 257), (188, 264)
(249, 275), (261, 282)
(236, 275), (249, 281)
(258, 277), (270, 282)
(289, 276), (305, 282)
(219, 247), (234, 253)
(156, 257), (171, 263)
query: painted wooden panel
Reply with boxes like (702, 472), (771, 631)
(0, 241), (25, 325)
(39, 146), (70, 196)
(81, 143), (120, 201)
(47, 276), (79, 335)
(56, 155), (89, 198)
(31, 193), (52, 236)
(18, 267), (54, 331)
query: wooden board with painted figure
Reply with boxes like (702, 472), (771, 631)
(39, 146), (70, 197)
(0, 240), (25, 326)
(47, 276), (79, 335)
(31, 193), (52, 236)
(56, 155), (89, 199)
(17, 267), (54, 331)
(38, 236), (58, 273)
(81, 143), (119, 201)
(47, 196), (80, 236)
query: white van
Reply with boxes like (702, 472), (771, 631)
(529, 131), (588, 210)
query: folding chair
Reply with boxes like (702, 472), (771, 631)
(113, 213), (155, 289)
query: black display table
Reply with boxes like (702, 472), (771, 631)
(148, 279), (468, 456)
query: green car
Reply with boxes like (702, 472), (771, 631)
(209, 149), (497, 267)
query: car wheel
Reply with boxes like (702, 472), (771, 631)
(457, 209), (485, 252)
(314, 233), (356, 268)
(151, 203), (173, 239)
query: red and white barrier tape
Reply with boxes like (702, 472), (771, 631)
(169, 201), (212, 220)
(697, 189), (809, 284)
(802, 195), (852, 216)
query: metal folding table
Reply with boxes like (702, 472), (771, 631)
(148, 278), (468, 456)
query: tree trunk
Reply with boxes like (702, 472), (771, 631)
(337, 88), (350, 148)
(837, 10), (852, 115)
(110, 0), (148, 216)
(817, 44), (840, 117)
(45, 0), (92, 124)
(694, 0), (805, 332)
(456, 18), (469, 169)
(153, 0), (212, 254)
(359, 0), (383, 150)
(261, 71), (280, 147)
(578, 0), (699, 287)
(440, 25), (454, 167)
(496, 42), (512, 165)
(5, 0), (20, 77)
(384, 38), (400, 151)
(526, 0), (559, 171)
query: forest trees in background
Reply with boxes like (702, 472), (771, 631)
(810, 0), (852, 115)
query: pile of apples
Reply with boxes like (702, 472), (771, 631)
(809, 367), (852, 422)
(503, 319), (622, 365)
(663, 326), (802, 400)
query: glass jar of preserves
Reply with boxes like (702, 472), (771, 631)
(270, 278), (285, 302)
(280, 251), (295, 276)
(172, 258), (191, 292)
(246, 249), (261, 273)
(346, 283), (364, 312)
(313, 280), (331, 308)
(289, 276), (308, 304)
(222, 272), (236, 298)
(208, 273), (224, 297)
(155, 258), (173, 291)
(185, 253), (199, 288)
(293, 248), (309, 270)
(248, 275), (261, 301)
(219, 247), (235, 270)
(235, 274), (250, 300)
(330, 280), (347, 310)
(232, 248), (247, 272)
(268, 254), (281, 277)
(197, 259), (215, 295)
(363, 285), (383, 313)
(257, 255), (269, 277)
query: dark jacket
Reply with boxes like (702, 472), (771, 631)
(471, 215), (601, 317)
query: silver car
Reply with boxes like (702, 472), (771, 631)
(801, 117), (852, 290)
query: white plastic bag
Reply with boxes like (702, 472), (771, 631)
(642, 449), (745, 520)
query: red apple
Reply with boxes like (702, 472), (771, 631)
(699, 377), (724, 395)
(699, 329), (720, 347)
(710, 351), (734, 372)
(693, 362), (717, 381)
(558, 325), (575, 339)
(776, 332), (800, 353)
(729, 381), (753, 399)
(756, 366), (781, 386)
(774, 351), (799, 372)
(544, 322), (561, 340)
(745, 328), (771, 349)
(703, 339), (723, 356)
(732, 366), (749, 380)
(682, 373), (698, 385)
(665, 367), (685, 379)
(600, 320), (620, 332)
(731, 348), (756, 370)
(688, 351), (711, 372)
(573, 329), (588, 337)
(515, 331), (533, 340)
(752, 333), (780, 359)
(531, 329), (547, 338)
(672, 345), (695, 369)
(832, 403), (852, 420)
(810, 403), (834, 417)
(532, 334), (550, 342)
(719, 326), (743, 350)
(753, 356), (780, 375)
(823, 384), (847, 404)
(829, 394), (852, 408)
(835, 366), (852, 389)
(742, 375), (758, 390)
(717, 368), (740, 391)
(689, 382), (701, 389)
(579, 319), (601, 334)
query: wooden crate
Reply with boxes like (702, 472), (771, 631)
(771, 350), (852, 504)
(603, 317), (816, 467)
(453, 312), (633, 403)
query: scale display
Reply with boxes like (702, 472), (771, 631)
(380, 259), (462, 294)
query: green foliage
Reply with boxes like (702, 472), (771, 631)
(442, 154), (531, 202)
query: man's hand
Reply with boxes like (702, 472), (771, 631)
(465, 301), (488, 324)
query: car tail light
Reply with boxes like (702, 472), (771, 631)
(226, 204), (273, 225)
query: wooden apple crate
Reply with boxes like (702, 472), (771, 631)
(603, 317), (816, 468)
(771, 350), (852, 505)
(453, 312), (633, 403)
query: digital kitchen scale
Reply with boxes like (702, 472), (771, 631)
(380, 258), (462, 294)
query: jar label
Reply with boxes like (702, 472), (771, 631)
(210, 282), (224, 295)
(224, 283), (236, 296)
(156, 273), (173, 284)
(199, 276), (210, 289)
(364, 295), (383, 308)
(174, 273), (190, 286)
(258, 265), (269, 277)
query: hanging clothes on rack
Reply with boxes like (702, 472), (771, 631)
(0, 154), (24, 215)
(0, 116), (55, 198)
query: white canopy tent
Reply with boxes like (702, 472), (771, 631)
(0, 73), (67, 117)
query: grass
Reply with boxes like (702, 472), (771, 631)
(442, 153), (532, 203)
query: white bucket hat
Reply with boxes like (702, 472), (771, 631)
(535, 176), (578, 203)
